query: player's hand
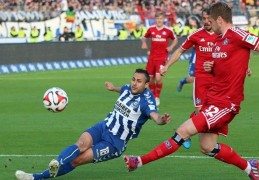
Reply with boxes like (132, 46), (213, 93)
(160, 65), (168, 76)
(166, 46), (173, 52)
(247, 67), (252, 77)
(105, 81), (114, 91)
(141, 43), (148, 50)
(161, 113), (171, 124)
(203, 61), (214, 72)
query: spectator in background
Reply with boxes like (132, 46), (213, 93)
(117, 25), (128, 40)
(248, 24), (259, 36)
(59, 26), (74, 41)
(10, 26), (18, 37)
(75, 24), (84, 41)
(30, 26), (39, 43)
(130, 24), (143, 39)
(44, 26), (53, 41)
(18, 27), (26, 38)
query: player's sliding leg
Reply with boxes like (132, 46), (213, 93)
(16, 144), (81, 180)
(124, 132), (184, 171)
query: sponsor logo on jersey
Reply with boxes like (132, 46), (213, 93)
(212, 52), (227, 58)
(212, 46), (227, 58)
(152, 34), (167, 42)
(199, 45), (213, 52)
(115, 101), (131, 117)
(245, 35), (258, 45)
(200, 38), (205, 42)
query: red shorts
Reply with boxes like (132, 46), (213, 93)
(192, 104), (236, 136)
(193, 77), (213, 108)
(146, 59), (166, 76)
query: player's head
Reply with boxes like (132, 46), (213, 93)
(155, 12), (165, 28)
(130, 69), (150, 95)
(208, 2), (232, 34)
(201, 8), (212, 32)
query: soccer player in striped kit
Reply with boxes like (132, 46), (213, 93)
(15, 69), (171, 180)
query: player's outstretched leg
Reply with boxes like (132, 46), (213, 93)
(124, 133), (184, 172)
(15, 144), (80, 180)
(15, 170), (34, 180)
(248, 159), (259, 180)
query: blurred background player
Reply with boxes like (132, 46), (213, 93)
(160, 8), (219, 149)
(177, 48), (195, 92)
(142, 12), (178, 106)
(15, 69), (171, 180)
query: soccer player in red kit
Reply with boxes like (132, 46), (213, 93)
(124, 2), (259, 179)
(160, 8), (218, 149)
(142, 12), (178, 106)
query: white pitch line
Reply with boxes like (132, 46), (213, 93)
(1, 155), (259, 159)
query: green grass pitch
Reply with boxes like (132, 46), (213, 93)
(1, 54), (259, 180)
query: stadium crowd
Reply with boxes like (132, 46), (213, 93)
(0, 0), (258, 41)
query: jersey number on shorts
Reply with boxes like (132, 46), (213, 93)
(204, 105), (219, 118)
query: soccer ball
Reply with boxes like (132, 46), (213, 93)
(43, 87), (68, 112)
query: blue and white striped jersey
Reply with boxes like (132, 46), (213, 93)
(105, 84), (157, 141)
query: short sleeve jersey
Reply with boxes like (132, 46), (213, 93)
(144, 25), (177, 61)
(105, 84), (157, 141)
(207, 27), (259, 106)
(181, 28), (218, 77)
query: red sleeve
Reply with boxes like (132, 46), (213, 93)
(181, 35), (196, 50)
(242, 34), (259, 50)
(144, 27), (151, 38)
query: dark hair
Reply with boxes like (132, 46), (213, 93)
(135, 68), (150, 83)
(201, 7), (209, 16)
(208, 2), (232, 23)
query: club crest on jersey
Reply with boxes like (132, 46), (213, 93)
(195, 98), (201, 105)
(131, 100), (139, 109)
(245, 35), (258, 45)
(162, 31), (166, 35)
(223, 38), (228, 45)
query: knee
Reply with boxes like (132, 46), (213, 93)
(200, 143), (220, 157)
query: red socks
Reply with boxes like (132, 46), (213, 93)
(214, 143), (248, 170)
(149, 83), (163, 98)
(149, 84), (155, 96)
(155, 83), (163, 98)
(141, 138), (180, 165)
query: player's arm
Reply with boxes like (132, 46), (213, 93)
(141, 37), (148, 49)
(160, 47), (185, 76)
(150, 112), (171, 125)
(105, 81), (121, 93)
(247, 67), (252, 77)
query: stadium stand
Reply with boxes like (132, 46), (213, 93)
(0, 0), (258, 42)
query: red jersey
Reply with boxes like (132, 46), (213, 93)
(144, 25), (176, 61)
(207, 27), (259, 106)
(181, 28), (218, 77)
